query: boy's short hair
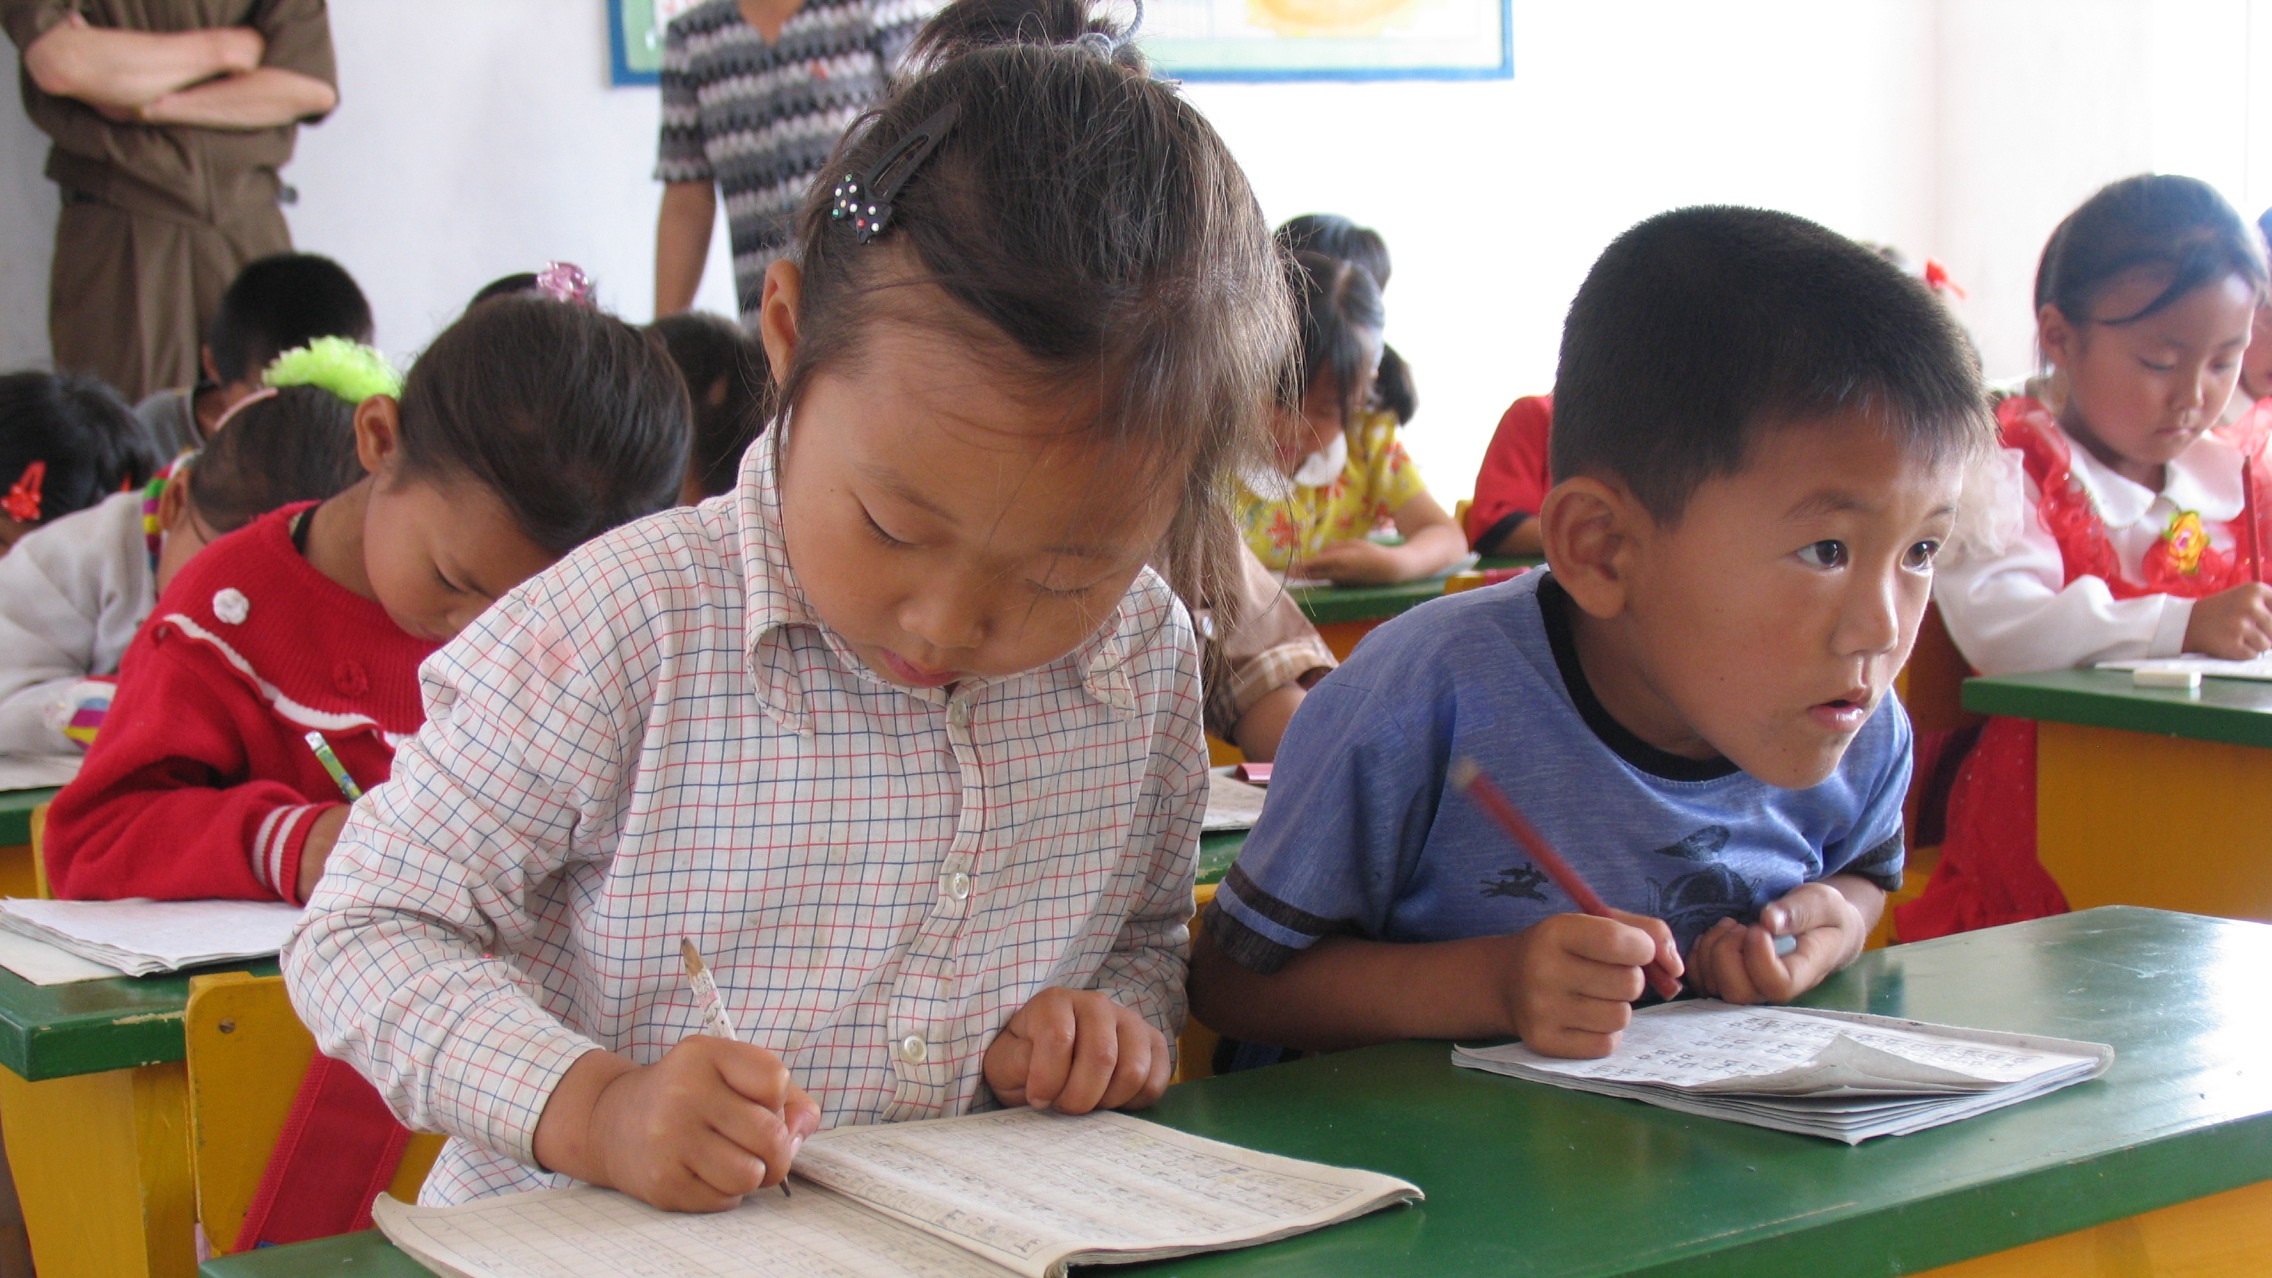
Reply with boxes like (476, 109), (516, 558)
(1552, 206), (1988, 522)
(0, 371), (159, 525)
(650, 312), (771, 499)
(207, 254), (375, 386)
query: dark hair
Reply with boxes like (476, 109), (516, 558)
(784, 0), (1291, 618)
(1283, 250), (1385, 434)
(188, 386), (364, 533)
(0, 372), (158, 525)
(468, 273), (540, 310)
(1553, 205), (1989, 523)
(2036, 175), (2268, 333)
(395, 297), (691, 555)
(651, 312), (772, 498)
(207, 255), (374, 386)
(1276, 213), (1391, 289)
(1276, 215), (1415, 424)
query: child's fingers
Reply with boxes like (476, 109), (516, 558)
(680, 1127), (773, 1204)
(782, 1084), (822, 1146)
(1758, 884), (1842, 938)
(709, 1039), (801, 1111)
(702, 1095), (799, 1189)
(1558, 914), (1660, 968)
(1015, 997), (1081, 1110)
(1136, 1025), (1173, 1108)
(1608, 909), (1684, 979)
(1564, 956), (1646, 1003)
(1097, 1016), (1161, 1112)
(1046, 995), (1126, 1114)
(986, 1033), (1034, 1107)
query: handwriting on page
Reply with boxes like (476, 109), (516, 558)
(377, 1186), (1015, 1278)
(795, 1110), (1370, 1261)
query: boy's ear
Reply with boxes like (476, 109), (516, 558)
(1540, 475), (1646, 620)
(200, 345), (221, 388)
(157, 470), (193, 531)
(352, 395), (402, 478)
(757, 259), (803, 388)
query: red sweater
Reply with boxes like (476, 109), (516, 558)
(45, 505), (437, 904)
(1465, 393), (1554, 552)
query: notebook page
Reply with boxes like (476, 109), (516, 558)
(1470, 1002), (2105, 1095)
(2098, 655), (2272, 682)
(373, 1184), (1020, 1278)
(1203, 770), (1268, 832)
(0, 928), (124, 985)
(794, 1109), (1419, 1277)
(0, 898), (301, 974)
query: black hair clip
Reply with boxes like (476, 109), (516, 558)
(830, 102), (963, 244)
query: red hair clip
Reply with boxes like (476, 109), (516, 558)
(1923, 258), (1968, 299)
(3, 461), (44, 524)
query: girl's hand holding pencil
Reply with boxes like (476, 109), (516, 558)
(528, 944), (820, 1214)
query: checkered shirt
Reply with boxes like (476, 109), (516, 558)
(283, 430), (1204, 1204)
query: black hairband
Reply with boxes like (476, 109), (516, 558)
(830, 102), (963, 245)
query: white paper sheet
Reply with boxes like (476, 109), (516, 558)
(1203, 769), (1268, 832)
(0, 927), (124, 984)
(0, 754), (79, 792)
(0, 898), (301, 976)
(2098, 655), (2272, 683)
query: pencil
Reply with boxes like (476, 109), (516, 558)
(679, 938), (791, 1198)
(304, 731), (362, 801)
(1447, 758), (1683, 1000)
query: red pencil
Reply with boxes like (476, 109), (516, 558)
(1448, 757), (1682, 1000)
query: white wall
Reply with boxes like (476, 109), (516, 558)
(5, 0), (2272, 503)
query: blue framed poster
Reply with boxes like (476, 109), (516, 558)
(611, 0), (705, 85)
(1139, 0), (1511, 82)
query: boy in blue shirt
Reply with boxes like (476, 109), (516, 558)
(1191, 206), (1991, 1060)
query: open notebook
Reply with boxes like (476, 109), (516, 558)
(0, 898), (301, 977)
(375, 1108), (1419, 1278)
(2098, 655), (2272, 683)
(1203, 768), (1268, 832)
(1455, 1001), (2112, 1144)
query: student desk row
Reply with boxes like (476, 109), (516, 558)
(1294, 558), (1537, 659)
(201, 906), (2272, 1277)
(1965, 669), (2272, 922)
(0, 830), (1251, 1278)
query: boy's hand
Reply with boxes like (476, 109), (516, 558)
(1294, 539), (1406, 586)
(2184, 583), (2272, 659)
(294, 804), (350, 903)
(985, 988), (1170, 1113)
(537, 1038), (821, 1213)
(1501, 910), (1681, 1059)
(1688, 882), (1868, 1005)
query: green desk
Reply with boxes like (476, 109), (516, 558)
(197, 907), (2272, 1277)
(1966, 669), (2272, 920)
(1294, 558), (1537, 657)
(0, 948), (278, 1278)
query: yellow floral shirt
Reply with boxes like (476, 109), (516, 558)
(1238, 410), (1427, 572)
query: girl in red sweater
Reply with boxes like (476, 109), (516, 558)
(45, 298), (691, 906)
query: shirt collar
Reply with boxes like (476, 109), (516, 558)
(2065, 428), (2245, 528)
(734, 423), (1143, 730)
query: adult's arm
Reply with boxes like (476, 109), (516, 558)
(139, 65), (334, 130)
(654, 181), (716, 317)
(21, 16), (261, 110)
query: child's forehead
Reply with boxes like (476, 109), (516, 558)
(1684, 407), (1966, 520)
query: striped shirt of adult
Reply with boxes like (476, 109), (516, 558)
(656, 0), (931, 324)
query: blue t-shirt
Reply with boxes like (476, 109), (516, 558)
(1208, 571), (1909, 973)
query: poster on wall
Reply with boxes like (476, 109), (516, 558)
(1140, 0), (1510, 81)
(610, 0), (704, 85)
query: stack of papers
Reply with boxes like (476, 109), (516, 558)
(2098, 655), (2272, 683)
(1454, 1001), (2112, 1143)
(0, 898), (302, 977)
(1203, 768), (1268, 832)
(0, 753), (80, 791)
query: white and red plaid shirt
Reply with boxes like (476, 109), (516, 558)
(283, 430), (1204, 1204)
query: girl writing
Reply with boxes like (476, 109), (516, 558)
(44, 295), (690, 905)
(1237, 250), (1465, 585)
(285, 0), (1289, 1213)
(1904, 174), (2271, 939)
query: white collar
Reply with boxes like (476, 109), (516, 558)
(2064, 430), (2245, 529)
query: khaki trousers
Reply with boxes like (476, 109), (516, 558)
(48, 197), (292, 401)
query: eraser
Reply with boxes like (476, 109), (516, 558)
(2132, 668), (2202, 691)
(1235, 762), (1273, 785)
(1772, 934), (1798, 957)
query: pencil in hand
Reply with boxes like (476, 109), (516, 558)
(1447, 758), (1683, 1000)
(680, 938), (792, 1198)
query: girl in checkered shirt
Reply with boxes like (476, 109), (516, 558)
(286, 0), (1294, 1213)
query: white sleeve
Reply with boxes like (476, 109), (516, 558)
(1933, 453), (2191, 676)
(282, 565), (648, 1165)
(0, 497), (143, 754)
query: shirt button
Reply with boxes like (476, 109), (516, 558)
(945, 871), (971, 900)
(948, 700), (971, 728)
(896, 1033), (928, 1065)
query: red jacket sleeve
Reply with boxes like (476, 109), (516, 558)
(1465, 394), (1555, 550)
(43, 627), (339, 904)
